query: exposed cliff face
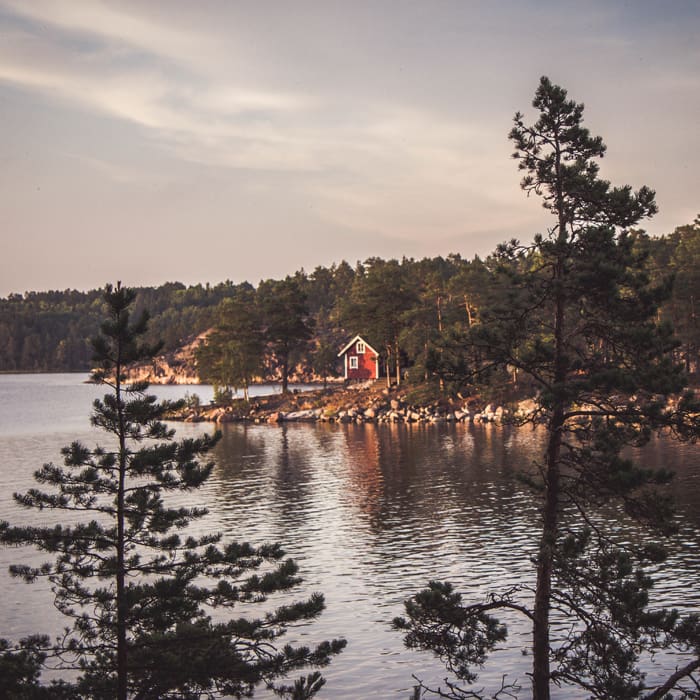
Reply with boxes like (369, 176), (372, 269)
(125, 332), (208, 385)
(124, 331), (339, 385)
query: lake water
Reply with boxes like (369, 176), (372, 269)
(1, 374), (698, 698)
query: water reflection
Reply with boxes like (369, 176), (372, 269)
(2, 405), (699, 699)
(188, 421), (700, 698)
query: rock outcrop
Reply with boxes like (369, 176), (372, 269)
(170, 382), (521, 427)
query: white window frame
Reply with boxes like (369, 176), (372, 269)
(349, 356), (359, 369)
(356, 341), (366, 354)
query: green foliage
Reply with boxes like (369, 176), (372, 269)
(341, 258), (419, 385)
(196, 288), (264, 401)
(257, 276), (314, 393)
(403, 381), (443, 407)
(0, 636), (70, 699)
(2, 235), (697, 384)
(0, 282), (240, 372)
(396, 77), (700, 699)
(663, 216), (700, 375)
(394, 582), (508, 683)
(0, 283), (344, 698)
(312, 340), (340, 388)
(183, 390), (201, 410)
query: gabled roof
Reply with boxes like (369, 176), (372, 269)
(337, 334), (380, 357)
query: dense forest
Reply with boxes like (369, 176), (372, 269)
(1, 217), (698, 391)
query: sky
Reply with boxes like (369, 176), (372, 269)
(0, 1), (698, 296)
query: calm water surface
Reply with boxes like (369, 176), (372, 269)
(1, 374), (698, 698)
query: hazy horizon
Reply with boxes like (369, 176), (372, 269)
(1, 1), (698, 297)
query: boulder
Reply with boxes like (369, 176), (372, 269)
(285, 410), (316, 421)
(516, 399), (538, 417)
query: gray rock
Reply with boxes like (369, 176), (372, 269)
(285, 410), (316, 421)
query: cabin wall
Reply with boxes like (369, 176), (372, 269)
(344, 340), (378, 380)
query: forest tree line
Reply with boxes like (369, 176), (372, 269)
(1, 217), (698, 392)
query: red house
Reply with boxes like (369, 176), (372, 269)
(338, 335), (380, 381)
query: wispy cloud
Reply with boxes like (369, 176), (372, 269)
(0, 0), (697, 295)
(0, 0), (518, 192)
(0, 2), (326, 169)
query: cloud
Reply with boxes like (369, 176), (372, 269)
(1, 0), (206, 70)
(0, 0), (697, 296)
(0, 2), (517, 186)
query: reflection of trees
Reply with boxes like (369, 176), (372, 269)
(268, 426), (316, 531)
(198, 422), (700, 624)
(347, 422), (541, 536)
(206, 424), (278, 541)
(332, 422), (546, 646)
(629, 435), (700, 530)
(212, 423), (329, 536)
(212, 424), (267, 485)
(338, 423), (384, 520)
(210, 422), (544, 549)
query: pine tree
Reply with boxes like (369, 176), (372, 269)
(341, 258), (418, 387)
(1, 282), (344, 699)
(311, 340), (340, 388)
(196, 288), (264, 402)
(665, 217), (700, 374)
(394, 78), (700, 699)
(257, 277), (314, 393)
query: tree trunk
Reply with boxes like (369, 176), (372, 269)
(424, 338), (429, 382)
(281, 353), (289, 393)
(532, 145), (568, 700)
(464, 295), (473, 327)
(385, 346), (392, 388)
(115, 360), (128, 700)
(437, 295), (445, 392)
(395, 339), (401, 386)
(532, 404), (563, 700)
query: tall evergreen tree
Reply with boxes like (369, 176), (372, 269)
(666, 217), (700, 374)
(1, 283), (344, 699)
(257, 276), (314, 393)
(342, 258), (418, 387)
(196, 288), (263, 401)
(395, 77), (700, 699)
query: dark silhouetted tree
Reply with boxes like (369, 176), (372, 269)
(1, 283), (344, 699)
(395, 77), (700, 700)
(342, 258), (418, 387)
(257, 276), (314, 393)
(196, 287), (263, 401)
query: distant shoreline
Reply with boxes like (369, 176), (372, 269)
(0, 369), (88, 375)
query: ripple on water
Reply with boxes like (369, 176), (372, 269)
(1, 406), (699, 698)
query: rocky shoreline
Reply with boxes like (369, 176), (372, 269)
(169, 380), (539, 426)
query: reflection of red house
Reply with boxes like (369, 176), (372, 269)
(338, 335), (380, 380)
